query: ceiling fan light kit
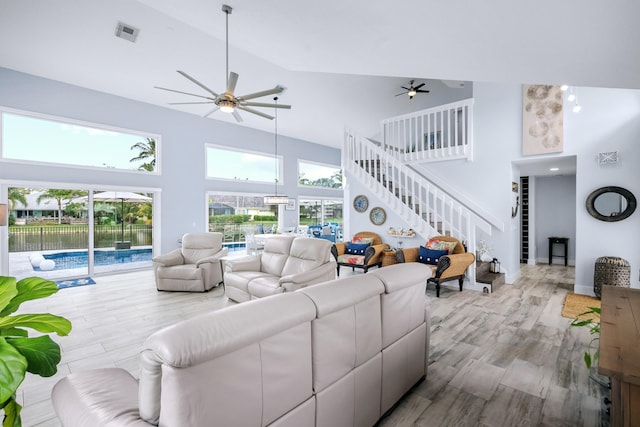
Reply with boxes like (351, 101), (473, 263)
(396, 79), (430, 99)
(155, 4), (291, 121)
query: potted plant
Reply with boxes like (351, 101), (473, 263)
(0, 276), (72, 427)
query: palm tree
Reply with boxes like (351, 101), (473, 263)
(36, 189), (87, 224)
(130, 138), (156, 171)
(8, 187), (27, 211)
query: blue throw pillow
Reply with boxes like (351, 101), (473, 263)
(418, 246), (448, 265)
(346, 242), (370, 255)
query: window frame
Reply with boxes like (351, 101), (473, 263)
(205, 143), (283, 184)
(0, 106), (161, 175)
(297, 159), (342, 189)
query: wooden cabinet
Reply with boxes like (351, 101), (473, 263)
(599, 286), (640, 427)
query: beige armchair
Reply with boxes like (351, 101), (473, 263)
(153, 232), (228, 292)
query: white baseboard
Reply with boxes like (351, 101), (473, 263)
(573, 284), (596, 296)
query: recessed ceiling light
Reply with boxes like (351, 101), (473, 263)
(560, 85), (569, 91)
(550, 167), (559, 171)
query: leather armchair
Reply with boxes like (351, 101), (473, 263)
(331, 231), (389, 275)
(153, 232), (228, 292)
(396, 235), (475, 297)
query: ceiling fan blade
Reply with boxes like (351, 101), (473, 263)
(168, 101), (215, 105)
(237, 105), (274, 120)
(242, 102), (291, 109)
(154, 86), (216, 101)
(177, 70), (219, 97)
(238, 85), (285, 101)
(413, 83), (426, 90)
(416, 89), (430, 93)
(232, 109), (243, 122)
(203, 106), (220, 118)
(400, 86), (410, 91)
(227, 72), (238, 95)
(395, 91), (408, 97)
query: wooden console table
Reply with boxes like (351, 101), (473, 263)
(599, 286), (640, 427)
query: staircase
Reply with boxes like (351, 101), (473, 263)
(344, 98), (504, 291)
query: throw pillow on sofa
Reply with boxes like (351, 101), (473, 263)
(352, 236), (374, 245)
(426, 238), (457, 254)
(418, 246), (448, 265)
(346, 242), (370, 255)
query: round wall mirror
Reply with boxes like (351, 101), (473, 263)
(586, 186), (637, 222)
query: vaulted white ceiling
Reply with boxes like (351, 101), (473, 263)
(1, 0), (638, 148)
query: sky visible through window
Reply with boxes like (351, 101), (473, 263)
(207, 146), (279, 182)
(1, 113), (150, 170)
(1, 111), (340, 180)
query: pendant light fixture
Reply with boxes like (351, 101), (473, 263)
(263, 97), (289, 205)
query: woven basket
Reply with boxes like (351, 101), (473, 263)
(594, 256), (630, 298)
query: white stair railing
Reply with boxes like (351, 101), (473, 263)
(344, 129), (493, 288)
(381, 98), (474, 164)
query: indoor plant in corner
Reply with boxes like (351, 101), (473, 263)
(0, 276), (72, 427)
(570, 306), (601, 368)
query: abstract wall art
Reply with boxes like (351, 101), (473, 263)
(522, 85), (563, 156)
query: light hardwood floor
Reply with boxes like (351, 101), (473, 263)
(15, 264), (602, 426)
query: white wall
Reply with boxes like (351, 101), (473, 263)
(533, 175), (577, 265)
(0, 68), (341, 258)
(570, 87), (640, 293)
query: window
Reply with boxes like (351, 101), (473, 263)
(1, 110), (158, 172)
(298, 161), (342, 188)
(299, 198), (343, 225)
(207, 193), (279, 249)
(207, 145), (280, 183)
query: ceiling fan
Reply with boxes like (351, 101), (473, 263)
(395, 80), (430, 99)
(154, 4), (291, 122)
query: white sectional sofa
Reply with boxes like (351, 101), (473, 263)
(51, 263), (432, 427)
(224, 234), (336, 302)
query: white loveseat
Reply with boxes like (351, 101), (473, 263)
(224, 235), (336, 302)
(51, 262), (431, 427)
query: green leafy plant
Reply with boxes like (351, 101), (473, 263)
(570, 306), (601, 368)
(0, 276), (72, 427)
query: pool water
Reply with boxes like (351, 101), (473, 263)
(34, 249), (153, 271)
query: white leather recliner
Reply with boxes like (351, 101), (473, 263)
(153, 232), (228, 292)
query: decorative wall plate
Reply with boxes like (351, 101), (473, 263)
(353, 195), (369, 213)
(369, 207), (386, 225)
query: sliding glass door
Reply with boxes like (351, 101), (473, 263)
(5, 186), (155, 280)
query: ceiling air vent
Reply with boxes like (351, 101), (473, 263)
(598, 151), (619, 165)
(115, 22), (139, 43)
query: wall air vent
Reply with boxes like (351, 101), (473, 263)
(115, 22), (139, 42)
(598, 151), (619, 165)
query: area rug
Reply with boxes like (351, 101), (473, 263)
(561, 293), (601, 320)
(56, 277), (96, 289)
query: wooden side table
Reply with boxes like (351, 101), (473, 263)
(381, 250), (397, 267)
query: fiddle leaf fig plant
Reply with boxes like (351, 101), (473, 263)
(0, 276), (72, 427)
(570, 306), (601, 369)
